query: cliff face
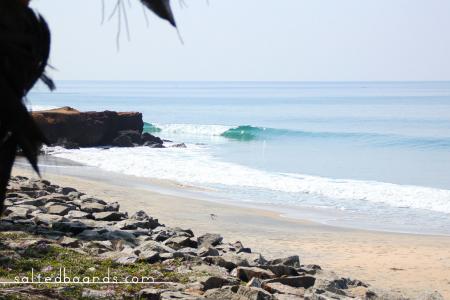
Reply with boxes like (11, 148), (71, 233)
(32, 107), (144, 147)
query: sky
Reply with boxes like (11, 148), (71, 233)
(30, 0), (450, 81)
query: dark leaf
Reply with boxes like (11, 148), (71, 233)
(141, 0), (177, 27)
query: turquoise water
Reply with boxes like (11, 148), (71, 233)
(30, 81), (450, 234)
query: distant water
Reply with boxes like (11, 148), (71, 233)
(29, 81), (450, 235)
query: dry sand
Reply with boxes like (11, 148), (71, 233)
(12, 164), (450, 298)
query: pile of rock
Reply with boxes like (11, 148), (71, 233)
(0, 176), (441, 300)
(112, 130), (164, 148)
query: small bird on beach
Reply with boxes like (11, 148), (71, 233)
(0, 0), (177, 213)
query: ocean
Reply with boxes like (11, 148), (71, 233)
(29, 81), (450, 235)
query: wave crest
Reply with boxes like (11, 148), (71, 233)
(144, 122), (450, 149)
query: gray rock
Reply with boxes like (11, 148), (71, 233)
(239, 252), (268, 266)
(61, 187), (78, 195)
(34, 228), (63, 240)
(37, 194), (70, 204)
(139, 250), (161, 263)
(298, 264), (322, 275)
(247, 278), (263, 289)
(75, 218), (112, 229)
(52, 221), (88, 234)
(77, 229), (104, 240)
(114, 218), (157, 230)
(3, 199), (13, 206)
(5, 193), (31, 201)
(138, 288), (162, 300)
(160, 291), (201, 300)
(79, 198), (119, 213)
(67, 191), (83, 200)
(263, 276), (316, 289)
(33, 213), (66, 226)
(261, 265), (298, 277)
(81, 288), (115, 298)
(136, 240), (175, 254)
(93, 211), (127, 221)
(108, 202), (120, 212)
(14, 199), (45, 207)
(81, 196), (107, 204)
(175, 247), (198, 256)
(102, 229), (137, 242)
(20, 190), (49, 198)
(170, 227), (194, 238)
(304, 289), (354, 300)
(274, 293), (304, 300)
(12, 219), (36, 228)
(269, 255), (300, 268)
(238, 247), (252, 254)
(159, 253), (175, 260)
(204, 254), (247, 271)
(4, 207), (31, 220)
(131, 210), (151, 221)
(207, 252), (268, 271)
(164, 235), (198, 250)
(236, 286), (273, 300)
(82, 241), (114, 254)
(204, 286), (238, 299)
(172, 252), (200, 262)
(215, 243), (238, 254)
(80, 202), (108, 213)
(191, 264), (230, 279)
(152, 231), (172, 242)
(111, 239), (136, 252)
(236, 267), (276, 282)
(171, 143), (187, 148)
(127, 229), (152, 238)
(115, 255), (138, 265)
(263, 282), (305, 297)
(46, 204), (74, 216)
(66, 210), (91, 219)
(58, 236), (81, 248)
(201, 276), (240, 291)
(198, 246), (220, 257)
(198, 233), (223, 248)
(313, 277), (365, 296)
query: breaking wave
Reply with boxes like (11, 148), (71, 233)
(144, 123), (450, 149)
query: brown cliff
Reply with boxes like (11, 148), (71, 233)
(32, 107), (144, 147)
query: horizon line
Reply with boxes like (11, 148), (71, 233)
(43, 79), (450, 83)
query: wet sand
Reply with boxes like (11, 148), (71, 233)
(12, 162), (450, 298)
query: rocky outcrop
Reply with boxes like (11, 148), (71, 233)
(32, 107), (164, 148)
(0, 176), (443, 300)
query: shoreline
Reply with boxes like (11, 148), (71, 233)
(17, 155), (450, 237)
(12, 160), (450, 298)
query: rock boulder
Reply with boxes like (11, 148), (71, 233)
(32, 107), (144, 147)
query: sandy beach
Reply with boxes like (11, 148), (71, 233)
(11, 160), (450, 298)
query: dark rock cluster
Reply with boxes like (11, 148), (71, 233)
(112, 131), (164, 148)
(32, 107), (145, 148)
(31, 107), (180, 149)
(0, 176), (443, 300)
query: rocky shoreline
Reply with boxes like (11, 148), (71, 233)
(0, 176), (442, 300)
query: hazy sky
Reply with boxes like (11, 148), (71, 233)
(31, 0), (450, 81)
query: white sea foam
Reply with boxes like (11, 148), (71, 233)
(152, 123), (232, 136)
(47, 145), (450, 214)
